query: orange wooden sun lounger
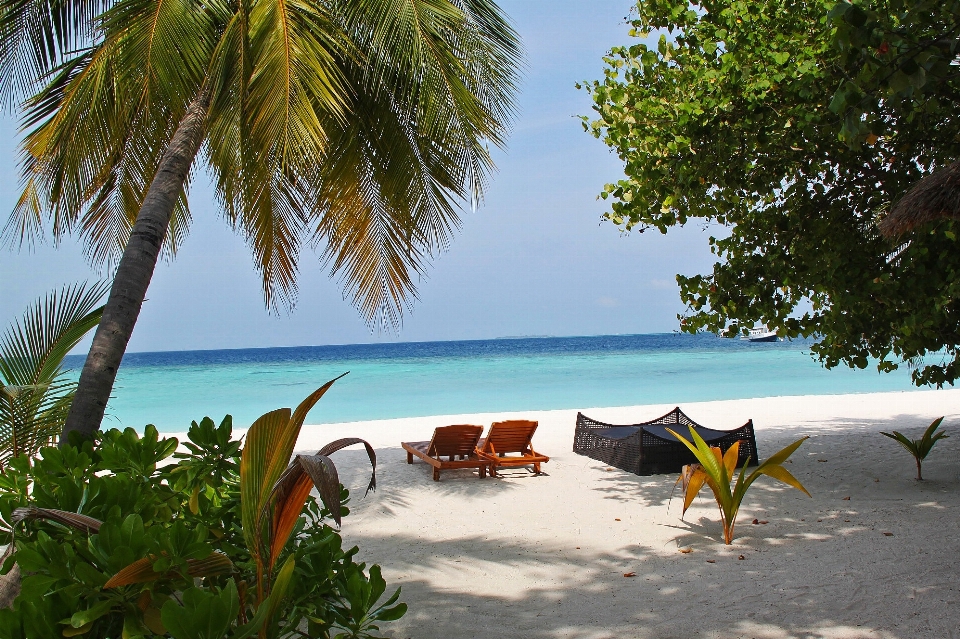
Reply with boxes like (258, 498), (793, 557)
(402, 424), (490, 481)
(476, 420), (550, 476)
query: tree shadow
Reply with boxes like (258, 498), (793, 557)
(323, 446), (530, 519)
(341, 527), (959, 639)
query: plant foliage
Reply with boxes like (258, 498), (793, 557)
(0, 282), (106, 465)
(3, 0), (522, 328)
(668, 427), (810, 544)
(0, 378), (405, 638)
(583, 0), (960, 385)
(880, 416), (948, 480)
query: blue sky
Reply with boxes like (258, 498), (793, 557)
(0, 0), (721, 353)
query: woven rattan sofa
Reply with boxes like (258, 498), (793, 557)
(573, 407), (759, 475)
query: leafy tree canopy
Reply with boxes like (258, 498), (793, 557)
(583, 0), (960, 386)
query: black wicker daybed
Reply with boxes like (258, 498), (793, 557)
(573, 407), (759, 476)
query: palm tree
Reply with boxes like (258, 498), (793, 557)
(0, 282), (106, 465)
(0, 0), (521, 441)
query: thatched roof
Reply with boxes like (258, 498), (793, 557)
(879, 160), (960, 237)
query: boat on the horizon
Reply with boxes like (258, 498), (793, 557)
(746, 326), (779, 342)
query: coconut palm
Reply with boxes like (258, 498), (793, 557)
(0, 282), (106, 465)
(0, 0), (521, 442)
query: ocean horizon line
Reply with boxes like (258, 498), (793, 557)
(69, 330), (702, 361)
(67, 331), (814, 360)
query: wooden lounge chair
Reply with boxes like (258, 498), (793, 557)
(402, 425), (489, 481)
(476, 420), (549, 477)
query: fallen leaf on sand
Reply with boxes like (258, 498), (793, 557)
(706, 560), (716, 564)
(882, 532), (894, 536)
(615, 518), (621, 521)
(679, 547), (693, 554)
(738, 555), (746, 560)
(874, 479), (880, 482)
(623, 572), (636, 578)
(752, 518), (759, 524)
(575, 547), (580, 549)
(605, 468), (614, 471)
(759, 520), (768, 524)
(842, 496), (851, 500)
(817, 459), (828, 462)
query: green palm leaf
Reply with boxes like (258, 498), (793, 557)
(0, 282), (107, 463)
(0, 0), (111, 104)
(881, 417), (947, 480)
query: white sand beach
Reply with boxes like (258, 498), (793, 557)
(293, 390), (960, 639)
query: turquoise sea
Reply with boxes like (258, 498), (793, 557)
(64, 334), (921, 433)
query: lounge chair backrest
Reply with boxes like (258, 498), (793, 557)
(428, 425), (483, 457)
(482, 420), (538, 454)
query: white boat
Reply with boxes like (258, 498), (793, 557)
(746, 326), (778, 342)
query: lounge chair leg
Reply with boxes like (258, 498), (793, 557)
(534, 463), (541, 474)
(433, 468), (440, 481)
(407, 452), (413, 464)
(479, 466), (487, 479)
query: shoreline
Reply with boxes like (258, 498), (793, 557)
(286, 387), (960, 451)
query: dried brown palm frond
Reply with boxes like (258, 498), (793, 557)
(879, 160), (960, 237)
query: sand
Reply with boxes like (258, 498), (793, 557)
(292, 390), (960, 639)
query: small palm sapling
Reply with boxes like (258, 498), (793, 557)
(668, 427), (811, 544)
(881, 417), (948, 480)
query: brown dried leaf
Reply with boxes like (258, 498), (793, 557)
(679, 547), (692, 554)
(104, 552), (234, 588)
(295, 454), (343, 526)
(316, 437), (377, 495)
(11, 507), (102, 534)
(622, 572), (636, 577)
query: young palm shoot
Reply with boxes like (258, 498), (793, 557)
(880, 417), (948, 480)
(667, 427), (811, 544)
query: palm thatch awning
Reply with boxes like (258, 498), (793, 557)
(879, 160), (960, 237)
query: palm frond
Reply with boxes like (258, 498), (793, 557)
(0, 0), (111, 106)
(0, 281), (107, 462)
(246, 0), (349, 168)
(300, 0), (521, 327)
(8, 0), (521, 331)
(5, 0), (217, 266)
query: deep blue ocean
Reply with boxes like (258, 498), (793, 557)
(63, 333), (920, 432)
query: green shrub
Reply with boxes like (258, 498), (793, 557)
(0, 382), (405, 638)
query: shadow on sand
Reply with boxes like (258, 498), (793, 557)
(325, 413), (960, 639)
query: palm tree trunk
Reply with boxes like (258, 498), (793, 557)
(60, 89), (211, 444)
